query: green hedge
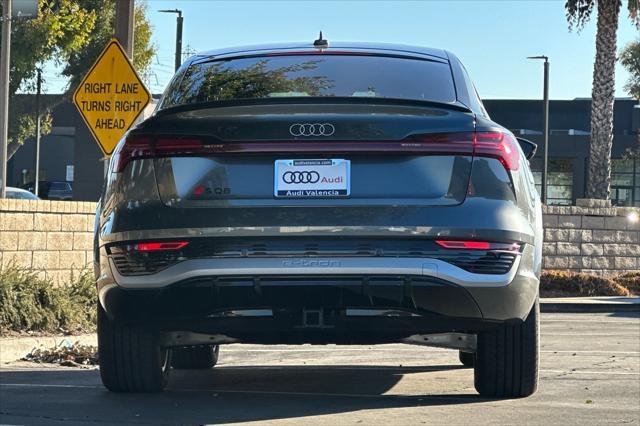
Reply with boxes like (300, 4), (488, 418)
(0, 266), (96, 336)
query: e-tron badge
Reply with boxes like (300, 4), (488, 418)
(289, 123), (335, 137)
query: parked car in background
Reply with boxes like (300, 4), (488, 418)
(5, 186), (39, 200)
(23, 181), (73, 200)
(95, 40), (542, 398)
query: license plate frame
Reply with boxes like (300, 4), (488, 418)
(274, 159), (350, 198)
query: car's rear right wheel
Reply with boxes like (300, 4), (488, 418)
(474, 298), (539, 398)
(97, 304), (170, 392)
(171, 345), (219, 369)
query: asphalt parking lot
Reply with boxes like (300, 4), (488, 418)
(1, 311), (638, 426)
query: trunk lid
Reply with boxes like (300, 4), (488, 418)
(140, 103), (477, 208)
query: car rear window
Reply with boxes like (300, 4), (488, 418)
(160, 54), (456, 108)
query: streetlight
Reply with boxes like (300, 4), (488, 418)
(527, 55), (550, 204)
(0, 0), (12, 198)
(34, 68), (42, 197)
(158, 9), (183, 72)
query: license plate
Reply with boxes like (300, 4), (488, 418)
(274, 159), (350, 198)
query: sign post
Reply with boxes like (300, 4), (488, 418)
(73, 38), (150, 157)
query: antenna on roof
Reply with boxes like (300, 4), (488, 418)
(313, 31), (329, 48)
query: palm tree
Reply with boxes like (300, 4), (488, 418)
(566, 0), (639, 200)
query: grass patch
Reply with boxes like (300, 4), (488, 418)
(541, 270), (635, 297)
(0, 266), (96, 336)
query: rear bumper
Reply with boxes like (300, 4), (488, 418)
(97, 245), (539, 336)
(107, 256), (522, 289)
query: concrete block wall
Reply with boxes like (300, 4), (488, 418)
(543, 204), (640, 275)
(0, 199), (96, 285)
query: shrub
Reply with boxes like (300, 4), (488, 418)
(540, 270), (630, 297)
(616, 272), (640, 295)
(0, 266), (96, 336)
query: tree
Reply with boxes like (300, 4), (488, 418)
(619, 38), (640, 157)
(4, 0), (96, 159)
(620, 38), (640, 100)
(566, 0), (639, 200)
(4, 0), (156, 160)
(62, 0), (155, 93)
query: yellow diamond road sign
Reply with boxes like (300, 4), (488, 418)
(73, 39), (151, 156)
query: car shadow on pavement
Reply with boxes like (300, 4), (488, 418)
(0, 364), (490, 424)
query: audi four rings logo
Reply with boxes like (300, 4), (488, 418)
(282, 171), (320, 184)
(289, 123), (335, 137)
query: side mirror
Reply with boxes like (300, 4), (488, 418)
(516, 137), (538, 160)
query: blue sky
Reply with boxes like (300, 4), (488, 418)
(46, 0), (640, 99)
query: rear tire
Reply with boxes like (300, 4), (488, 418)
(459, 351), (475, 367)
(171, 345), (219, 369)
(474, 298), (539, 398)
(97, 304), (170, 392)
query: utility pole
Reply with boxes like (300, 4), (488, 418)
(0, 0), (12, 198)
(159, 9), (183, 71)
(115, 0), (135, 58)
(33, 68), (41, 196)
(528, 55), (550, 204)
(107, 0), (134, 177)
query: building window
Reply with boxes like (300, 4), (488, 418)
(611, 158), (640, 207)
(531, 158), (573, 205)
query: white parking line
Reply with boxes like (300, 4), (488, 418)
(220, 348), (640, 354)
(541, 350), (640, 355)
(541, 319), (639, 323)
(0, 383), (100, 389)
(224, 348), (448, 352)
(540, 370), (640, 375)
(542, 333), (640, 336)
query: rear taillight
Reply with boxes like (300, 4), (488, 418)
(111, 130), (519, 172)
(412, 131), (520, 170)
(135, 241), (189, 251)
(436, 240), (521, 252)
(112, 135), (204, 172)
(473, 131), (520, 171)
(378, 131), (519, 171)
(436, 240), (490, 250)
(407, 132), (475, 154)
(110, 241), (190, 253)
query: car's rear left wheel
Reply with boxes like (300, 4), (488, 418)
(474, 298), (539, 398)
(172, 345), (219, 369)
(97, 304), (171, 392)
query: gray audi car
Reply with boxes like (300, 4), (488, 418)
(94, 39), (543, 397)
